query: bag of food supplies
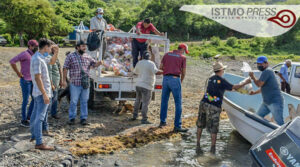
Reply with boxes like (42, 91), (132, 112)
(236, 77), (253, 94)
(235, 62), (253, 94)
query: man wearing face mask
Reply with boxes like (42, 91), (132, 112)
(90, 8), (108, 59)
(196, 62), (251, 155)
(249, 56), (284, 126)
(30, 38), (59, 150)
(10, 39), (38, 127)
(62, 41), (102, 126)
(90, 8), (108, 32)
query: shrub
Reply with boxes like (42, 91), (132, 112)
(226, 37), (237, 47)
(202, 51), (213, 58)
(210, 36), (220, 46)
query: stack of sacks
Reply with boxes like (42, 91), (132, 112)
(102, 35), (133, 77)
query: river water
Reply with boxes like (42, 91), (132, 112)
(80, 119), (253, 167)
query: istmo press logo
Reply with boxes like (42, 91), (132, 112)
(180, 5), (300, 37)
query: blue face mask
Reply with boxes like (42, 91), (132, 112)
(97, 14), (103, 19)
(43, 52), (49, 57)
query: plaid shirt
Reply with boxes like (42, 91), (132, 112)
(63, 51), (96, 86)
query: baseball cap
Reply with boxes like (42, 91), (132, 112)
(256, 56), (268, 63)
(178, 43), (189, 54)
(96, 8), (104, 13)
(76, 40), (86, 47)
(142, 51), (150, 60)
(27, 40), (38, 47)
(213, 61), (227, 72)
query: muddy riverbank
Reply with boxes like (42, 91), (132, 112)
(0, 47), (257, 166)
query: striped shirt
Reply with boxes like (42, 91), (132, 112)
(30, 52), (52, 98)
(63, 52), (96, 86)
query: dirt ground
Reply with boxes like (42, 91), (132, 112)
(0, 47), (256, 166)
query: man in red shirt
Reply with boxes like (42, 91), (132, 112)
(132, 18), (164, 67)
(159, 43), (188, 133)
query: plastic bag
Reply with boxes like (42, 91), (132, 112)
(241, 62), (252, 72)
(236, 77), (253, 94)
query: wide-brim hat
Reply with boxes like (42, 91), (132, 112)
(213, 62), (227, 72)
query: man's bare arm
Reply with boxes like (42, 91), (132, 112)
(181, 68), (186, 83)
(10, 63), (23, 78)
(154, 29), (164, 36)
(278, 73), (286, 82)
(49, 46), (59, 65)
(35, 74), (50, 104)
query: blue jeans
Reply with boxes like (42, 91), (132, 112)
(48, 90), (58, 116)
(30, 95), (49, 145)
(132, 39), (147, 67)
(68, 84), (89, 120)
(160, 76), (182, 128)
(257, 101), (284, 125)
(20, 78), (34, 121)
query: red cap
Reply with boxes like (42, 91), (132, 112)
(27, 40), (38, 47)
(178, 43), (189, 54)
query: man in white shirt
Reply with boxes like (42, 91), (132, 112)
(90, 8), (108, 32)
(132, 51), (163, 124)
(89, 8), (108, 58)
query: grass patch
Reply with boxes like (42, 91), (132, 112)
(171, 37), (300, 64)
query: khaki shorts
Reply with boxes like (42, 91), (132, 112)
(196, 101), (222, 134)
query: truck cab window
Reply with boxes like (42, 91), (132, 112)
(294, 66), (300, 78)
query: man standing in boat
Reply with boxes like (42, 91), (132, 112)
(196, 62), (251, 154)
(249, 56), (284, 126)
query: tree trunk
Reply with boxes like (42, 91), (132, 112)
(18, 32), (24, 47)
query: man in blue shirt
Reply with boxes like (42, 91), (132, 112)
(249, 56), (284, 125)
(279, 60), (292, 94)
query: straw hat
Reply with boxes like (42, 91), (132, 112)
(213, 62), (227, 72)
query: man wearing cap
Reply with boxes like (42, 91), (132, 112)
(279, 59), (292, 94)
(196, 62), (251, 154)
(159, 43), (188, 132)
(131, 51), (163, 124)
(10, 39), (38, 127)
(132, 18), (164, 67)
(62, 41), (102, 126)
(90, 8), (108, 59)
(249, 56), (284, 125)
(90, 8), (108, 32)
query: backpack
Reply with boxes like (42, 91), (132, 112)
(87, 31), (103, 51)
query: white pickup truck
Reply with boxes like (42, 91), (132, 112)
(77, 30), (170, 108)
(244, 62), (300, 96)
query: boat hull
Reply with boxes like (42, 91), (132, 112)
(223, 97), (276, 144)
(221, 73), (300, 144)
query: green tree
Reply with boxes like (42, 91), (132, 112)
(0, 0), (71, 46)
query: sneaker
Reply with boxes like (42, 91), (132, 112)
(173, 127), (188, 133)
(158, 122), (167, 128)
(210, 145), (216, 155)
(80, 119), (89, 126)
(141, 120), (152, 124)
(51, 115), (60, 119)
(68, 119), (75, 125)
(20, 120), (30, 127)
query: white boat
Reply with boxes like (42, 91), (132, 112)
(222, 73), (300, 144)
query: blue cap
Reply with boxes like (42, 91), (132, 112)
(257, 56), (268, 63)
